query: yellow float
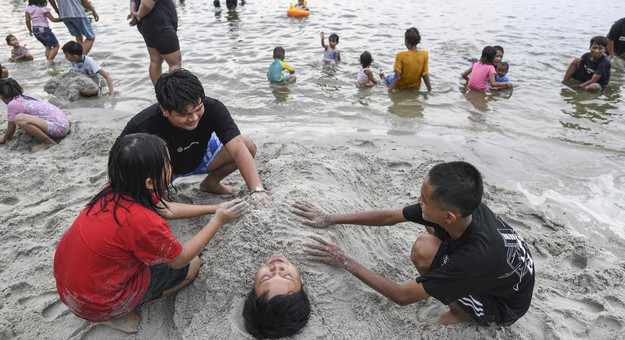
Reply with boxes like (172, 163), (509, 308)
(287, 3), (309, 17)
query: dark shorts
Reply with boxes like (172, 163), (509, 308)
(172, 133), (223, 181)
(33, 26), (59, 47)
(572, 64), (607, 91)
(138, 21), (180, 55)
(62, 17), (96, 40)
(139, 263), (190, 304)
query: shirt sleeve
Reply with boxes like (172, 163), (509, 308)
(86, 57), (101, 74)
(208, 98), (241, 145)
(608, 21), (622, 40)
(7, 99), (25, 122)
(393, 52), (402, 74)
(402, 204), (439, 228)
(129, 212), (183, 265)
(280, 61), (294, 72)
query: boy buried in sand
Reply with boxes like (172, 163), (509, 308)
(292, 161), (535, 326)
(62, 41), (114, 97)
(243, 255), (311, 338)
(562, 36), (611, 92)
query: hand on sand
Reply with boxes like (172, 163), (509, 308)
(305, 233), (349, 268)
(250, 191), (270, 208)
(214, 199), (249, 224)
(291, 201), (331, 228)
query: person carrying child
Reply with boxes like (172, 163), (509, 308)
(62, 41), (114, 97)
(6, 35), (33, 62)
(292, 161), (535, 326)
(267, 47), (296, 85)
(54, 133), (250, 333)
(386, 27), (431, 93)
(462, 46), (512, 91)
(49, 0), (98, 55)
(320, 32), (340, 65)
(0, 78), (69, 152)
(357, 51), (379, 87)
(25, 0), (62, 62)
(562, 36), (611, 92)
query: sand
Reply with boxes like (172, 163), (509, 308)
(0, 107), (624, 340)
(44, 70), (100, 102)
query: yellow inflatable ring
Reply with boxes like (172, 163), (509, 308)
(287, 3), (309, 17)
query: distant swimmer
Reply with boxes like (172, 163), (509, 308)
(293, 161), (535, 326)
(563, 36), (611, 92)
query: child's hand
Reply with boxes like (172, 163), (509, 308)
(214, 199), (250, 225)
(29, 32), (33, 37)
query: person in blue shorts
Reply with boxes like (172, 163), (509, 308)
(49, 0), (99, 55)
(267, 47), (296, 85)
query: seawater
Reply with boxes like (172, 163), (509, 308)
(1, 0), (624, 253)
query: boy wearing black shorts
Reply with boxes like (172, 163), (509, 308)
(293, 161), (535, 326)
(563, 36), (611, 92)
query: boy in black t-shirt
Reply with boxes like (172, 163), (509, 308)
(563, 36), (611, 92)
(608, 17), (625, 60)
(292, 161), (535, 326)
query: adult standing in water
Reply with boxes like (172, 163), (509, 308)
(49, 0), (99, 55)
(608, 17), (625, 60)
(128, 0), (181, 85)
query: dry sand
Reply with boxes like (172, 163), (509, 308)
(0, 107), (624, 340)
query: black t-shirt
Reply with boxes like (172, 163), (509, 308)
(120, 96), (241, 175)
(403, 203), (535, 324)
(134, 0), (178, 30)
(608, 17), (625, 56)
(573, 52), (611, 88)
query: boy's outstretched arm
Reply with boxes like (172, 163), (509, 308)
(98, 69), (114, 96)
(306, 233), (429, 305)
(292, 201), (407, 228)
(0, 122), (17, 143)
(320, 32), (327, 50)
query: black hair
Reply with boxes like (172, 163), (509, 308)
(243, 289), (310, 339)
(86, 133), (171, 225)
(62, 41), (83, 56)
(590, 35), (608, 48)
(405, 27), (421, 46)
(5, 35), (16, 46)
(273, 46), (285, 60)
(213, 0), (220, 7)
(360, 51), (373, 68)
(329, 33), (339, 43)
(427, 161), (483, 217)
(0, 78), (24, 102)
(493, 45), (504, 54)
(28, 0), (48, 6)
(479, 46), (497, 65)
(497, 61), (509, 71)
(154, 69), (205, 114)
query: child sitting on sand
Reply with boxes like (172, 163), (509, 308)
(267, 46), (296, 84)
(5, 35), (33, 62)
(0, 78), (69, 152)
(562, 36), (611, 92)
(462, 46), (512, 91)
(357, 51), (379, 87)
(386, 27), (431, 93)
(25, 0), (62, 63)
(62, 41), (114, 96)
(243, 255), (310, 338)
(320, 32), (340, 65)
(54, 133), (249, 333)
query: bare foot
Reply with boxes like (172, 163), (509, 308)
(32, 143), (55, 152)
(199, 177), (235, 194)
(101, 311), (140, 333)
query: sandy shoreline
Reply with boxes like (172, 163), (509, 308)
(0, 107), (623, 340)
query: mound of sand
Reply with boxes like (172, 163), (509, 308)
(44, 70), (99, 102)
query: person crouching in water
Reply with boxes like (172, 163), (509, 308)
(54, 133), (249, 333)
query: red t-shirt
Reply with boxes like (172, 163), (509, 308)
(53, 195), (183, 322)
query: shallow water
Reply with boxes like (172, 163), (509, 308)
(1, 0), (624, 253)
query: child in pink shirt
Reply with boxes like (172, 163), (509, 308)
(462, 46), (512, 91)
(25, 0), (62, 62)
(0, 78), (69, 152)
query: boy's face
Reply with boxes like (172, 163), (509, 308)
(494, 50), (503, 65)
(418, 177), (459, 226)
(329, 38), (338, 49)
(496, 66), (508, 78)
(8, 36), (18, 47)
(63, 52), (82, 62)
(298, 0), (304, 5)
(254, 255), (302, 299)
(161, 100), (205, 131)
(590, 43), (606, 59)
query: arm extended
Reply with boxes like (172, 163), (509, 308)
(223, 135), (263, 190)
(422, 74), (432, 91)
(461, 66), (472, 81)
(292, 201), (408, 228)
(98, 69), (114, 96)
(0, 122), (17, 143)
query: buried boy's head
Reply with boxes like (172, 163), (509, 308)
(418, 161), (483, 224)
(243, 255), (310, 339)
(62, 41), (83, 61)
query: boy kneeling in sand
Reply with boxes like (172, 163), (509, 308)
(292, 161), (535, 326)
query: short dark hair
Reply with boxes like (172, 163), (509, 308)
(243, 289), (311, 339)
(480, 46), (497, 65)
(405, 27), (421, 46)
(28, 0), (48, 6)
(62, 41), (83, 56)
(360, 51), (373, 68)
(154, 69), (205, 114)
(0, 78), (24, 102)
(5, 35), (15, 46)
(493, 45), (504, 54)
(329, 33), (339, 43)
(273, 46), (285, 60)
(497, 61), (509, 71)
(427, 161), (483, 217)
(590, 36), (608, 48)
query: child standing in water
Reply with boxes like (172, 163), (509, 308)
(387, 27), (431, 93)
(357, 51), (379, 87)
(462, 46), (512, 91)
(25, 0), (62, 62)
(54, 133), (249, 333)
(5, 35), (33, 62)
(0, 78), (69, 152)
(267, 46), (296, 84)
(320, 32), (340, 65)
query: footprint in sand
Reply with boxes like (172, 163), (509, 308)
(569, 252), (588, 269)
(18, 291), (70, 321)
(0, 197), (19, 205)
(588, 315), (623, 338)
